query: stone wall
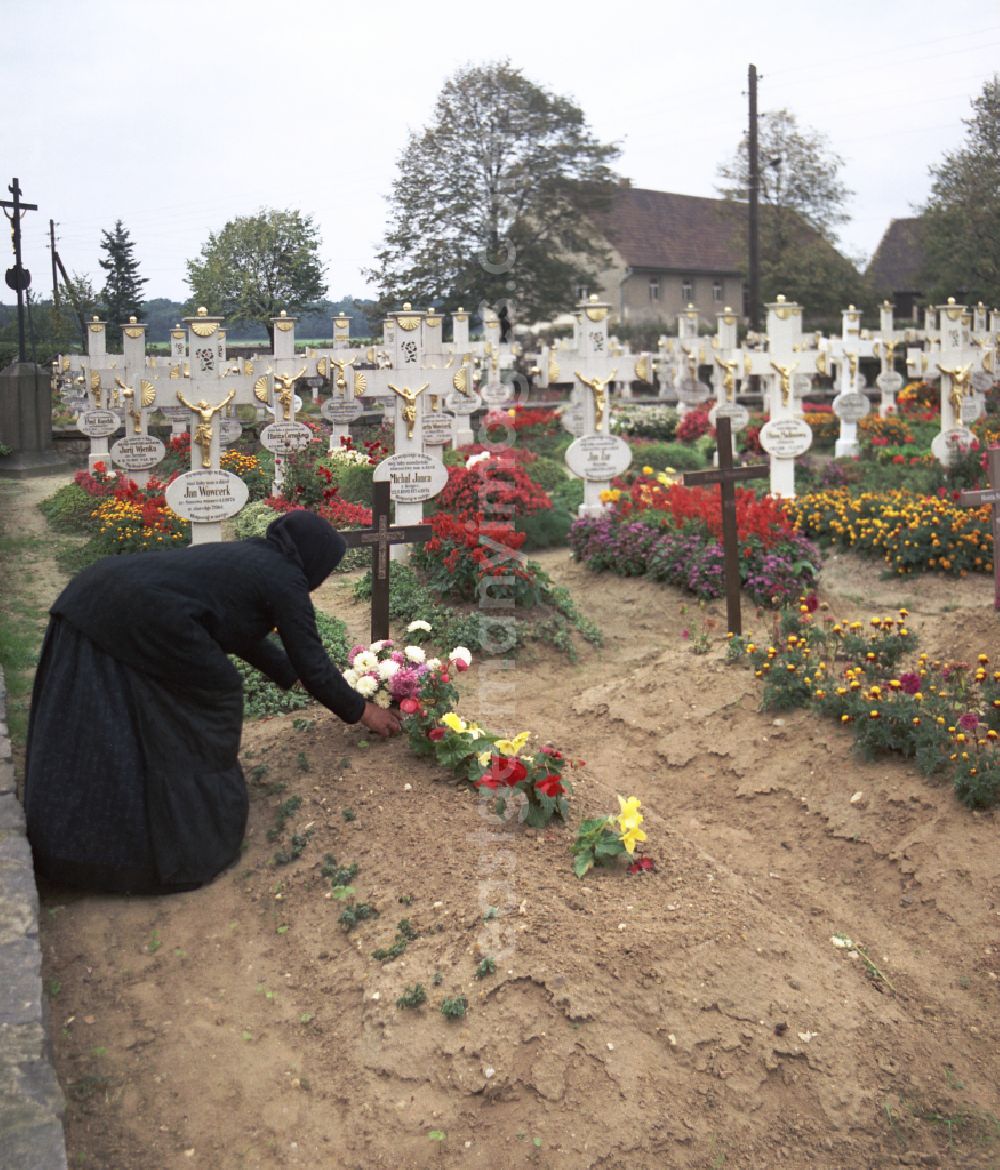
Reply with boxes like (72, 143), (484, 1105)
(0, 668), (67, 1168)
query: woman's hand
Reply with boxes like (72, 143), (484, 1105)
(360, 702), (402, 738)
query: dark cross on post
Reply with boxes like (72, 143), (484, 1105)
(1, 178), (38, 364)
(682, 416), (770, 635)
(958, 446), (1000, 611)
(340, 480), (432, 640)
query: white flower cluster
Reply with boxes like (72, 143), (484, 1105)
(328, 448), (370, 467)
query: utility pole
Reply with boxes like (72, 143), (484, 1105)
(1, 177), (38, 364)
(49, 218), (61, 334)
(747, 64), (760, 334)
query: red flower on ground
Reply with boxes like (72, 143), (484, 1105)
(626, 857), (656, 875)
(534, 774), (565, 798)
(474, 756), (527, 789)
(428, 727), (446, 741)
(399, 698), (420, 714)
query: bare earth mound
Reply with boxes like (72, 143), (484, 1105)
(16, 473), (999, 1170)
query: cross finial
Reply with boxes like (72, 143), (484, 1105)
(777, 294), (786, 303)
(402, 301), (412, 311)
(197, 306), (208, 316)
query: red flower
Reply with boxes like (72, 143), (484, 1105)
(534, 774), (564, 798)
(475, 755), (526, 789)
(428, 727), (445, 741)
(802, 593), (819, 613)
(453, 659), (469, 673)
(626, 857), (656, 875)
(399, 698), (420, 714)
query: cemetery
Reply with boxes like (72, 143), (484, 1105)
(0, 275), (998, 1168)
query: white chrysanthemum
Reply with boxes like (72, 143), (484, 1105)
(449, 646), (472, 665)
(406, 619), (432, 633)
(426, 658), (442, 671)
(373, 690), (392, 708)
(355, 675), (379, 698)
(404, 645), (426, 664)
(465, 451), (491, 469)
(370, 639), (387, 654)
(343, 668), (359, 687)
(353, 650), (379, 673)
(377, 659), (401, 680)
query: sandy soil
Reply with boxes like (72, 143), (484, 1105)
(6, 472), (1000, 1170)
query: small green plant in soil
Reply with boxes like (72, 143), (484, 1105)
(474, 957), (497, 979)
(440, 996), (468, 1020)
(372, 918), (419, 962)
(395, 983), (426, 1010)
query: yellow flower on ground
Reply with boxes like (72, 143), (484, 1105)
(496, 731), (532, 756)
(621, 825), (647, 854)
(477, 750), (493, 767)
(440, 712), (467, 734)
(616, 795), (644, 835)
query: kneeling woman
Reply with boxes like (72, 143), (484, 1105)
(24, 511), (400, 894)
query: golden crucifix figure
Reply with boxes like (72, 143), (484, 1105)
(115, 377), (157, 435)
(714, 356), (739, 401)
(273, 367), (308, 420)
(389, 383), (429, 440)
(176, 388), (236, 468)
(575, 370), (617, 431)
(331, 356), (355, 396)
(89, 372), (103, 409)
(770, 360), (798, 407)
(940, 364), (972, 414)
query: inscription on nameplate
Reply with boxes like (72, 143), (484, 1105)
(321, 398), (364, 425)
(372, 451), (449, 502)
(78, 409), (122, 438)
(832, 392), (870, 422)
(445, 390), (482, 415)
(564, 434), (633, 481)
(421, 412), (454, 446)
(165, 470), (249, 522)
(260, 421), (314, 453)
(759, 417), (813, 458)
(111, 435), (166, 470)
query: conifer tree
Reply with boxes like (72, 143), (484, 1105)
(98, 219), (148, 343)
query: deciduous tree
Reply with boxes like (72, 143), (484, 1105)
(717, 109), (860, 318)
(369, 61), (620, 323)
(185, 209), (327, 343)
(920, 76), (1000, 306)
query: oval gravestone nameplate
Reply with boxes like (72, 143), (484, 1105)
(792, 373), (812, 395)
(165, 470), (249, 522)
(111, 434), (166, 471)
(372, 451), (448, 502)
(445, 390), (482, 415)
(759, 417), (813, 458)
(421, 412), (454, 446)
(832, 392), (870, 422)
(876, 370), (903, 393)
(480, 381), (512, 406)
(219, 419), (243, 444)
(321, 397), (364, 425)
(960, 393), (985, 424)
(853, 373), (868, 391)
(709, 402), (750, 430)
(559, 401), (585, 437)
(931, 426), (976, 463)
(260, 421), (314, 453)
(564, 434), (633, 481)
(78, 409), (122, 438)
(971, 370), (994, 393)
(676, 378), (711, 405)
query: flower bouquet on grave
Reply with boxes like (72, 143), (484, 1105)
(342, 624), (473, 712)
(571, 796), (654, 878)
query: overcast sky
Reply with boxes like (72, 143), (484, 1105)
(4, 0), (998, 312)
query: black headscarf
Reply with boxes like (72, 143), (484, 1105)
(265, 511), (347, 590)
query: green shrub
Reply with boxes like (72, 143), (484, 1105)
(550, 477), (584, 512)
(515, 505), (575, 550)
(626, 440), (707, 471)
(38, 483), (98, 533)
(336, 462), (374, 504)
(524, 456), (569, 492)
(232, 500), (279, 540)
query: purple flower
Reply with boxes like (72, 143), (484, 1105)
(898, 673), (921, 694)
(957, 712), (980, 732)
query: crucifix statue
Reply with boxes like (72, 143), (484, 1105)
(940, 363), (973, 415)
(176, 387), (236, 468)
(115, 376), (157, 435)
(575, 369), (616, 431)
(770, 360), (798, 408)
(389, 382), (429, 440)
(274, 367), (307, 421)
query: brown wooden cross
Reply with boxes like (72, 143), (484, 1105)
(340, 480), (433, 640)
(682, 416), (770, 635)
(957, 446), (1000, 611)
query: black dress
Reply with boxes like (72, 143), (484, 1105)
(24, 514), (364, 894)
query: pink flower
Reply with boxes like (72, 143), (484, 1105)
(399, 698), (420, 714)
(957, 712), (980, 732)
(898, 673), (921, 694)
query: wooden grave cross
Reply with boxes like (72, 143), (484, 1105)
(957, 446), (1000, 611)
(340, 481), (433, 641)
(681, 416), (770, 635)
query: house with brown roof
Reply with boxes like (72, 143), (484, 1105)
(587, 183), (747, 327)
(865, 217), (925, 319)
